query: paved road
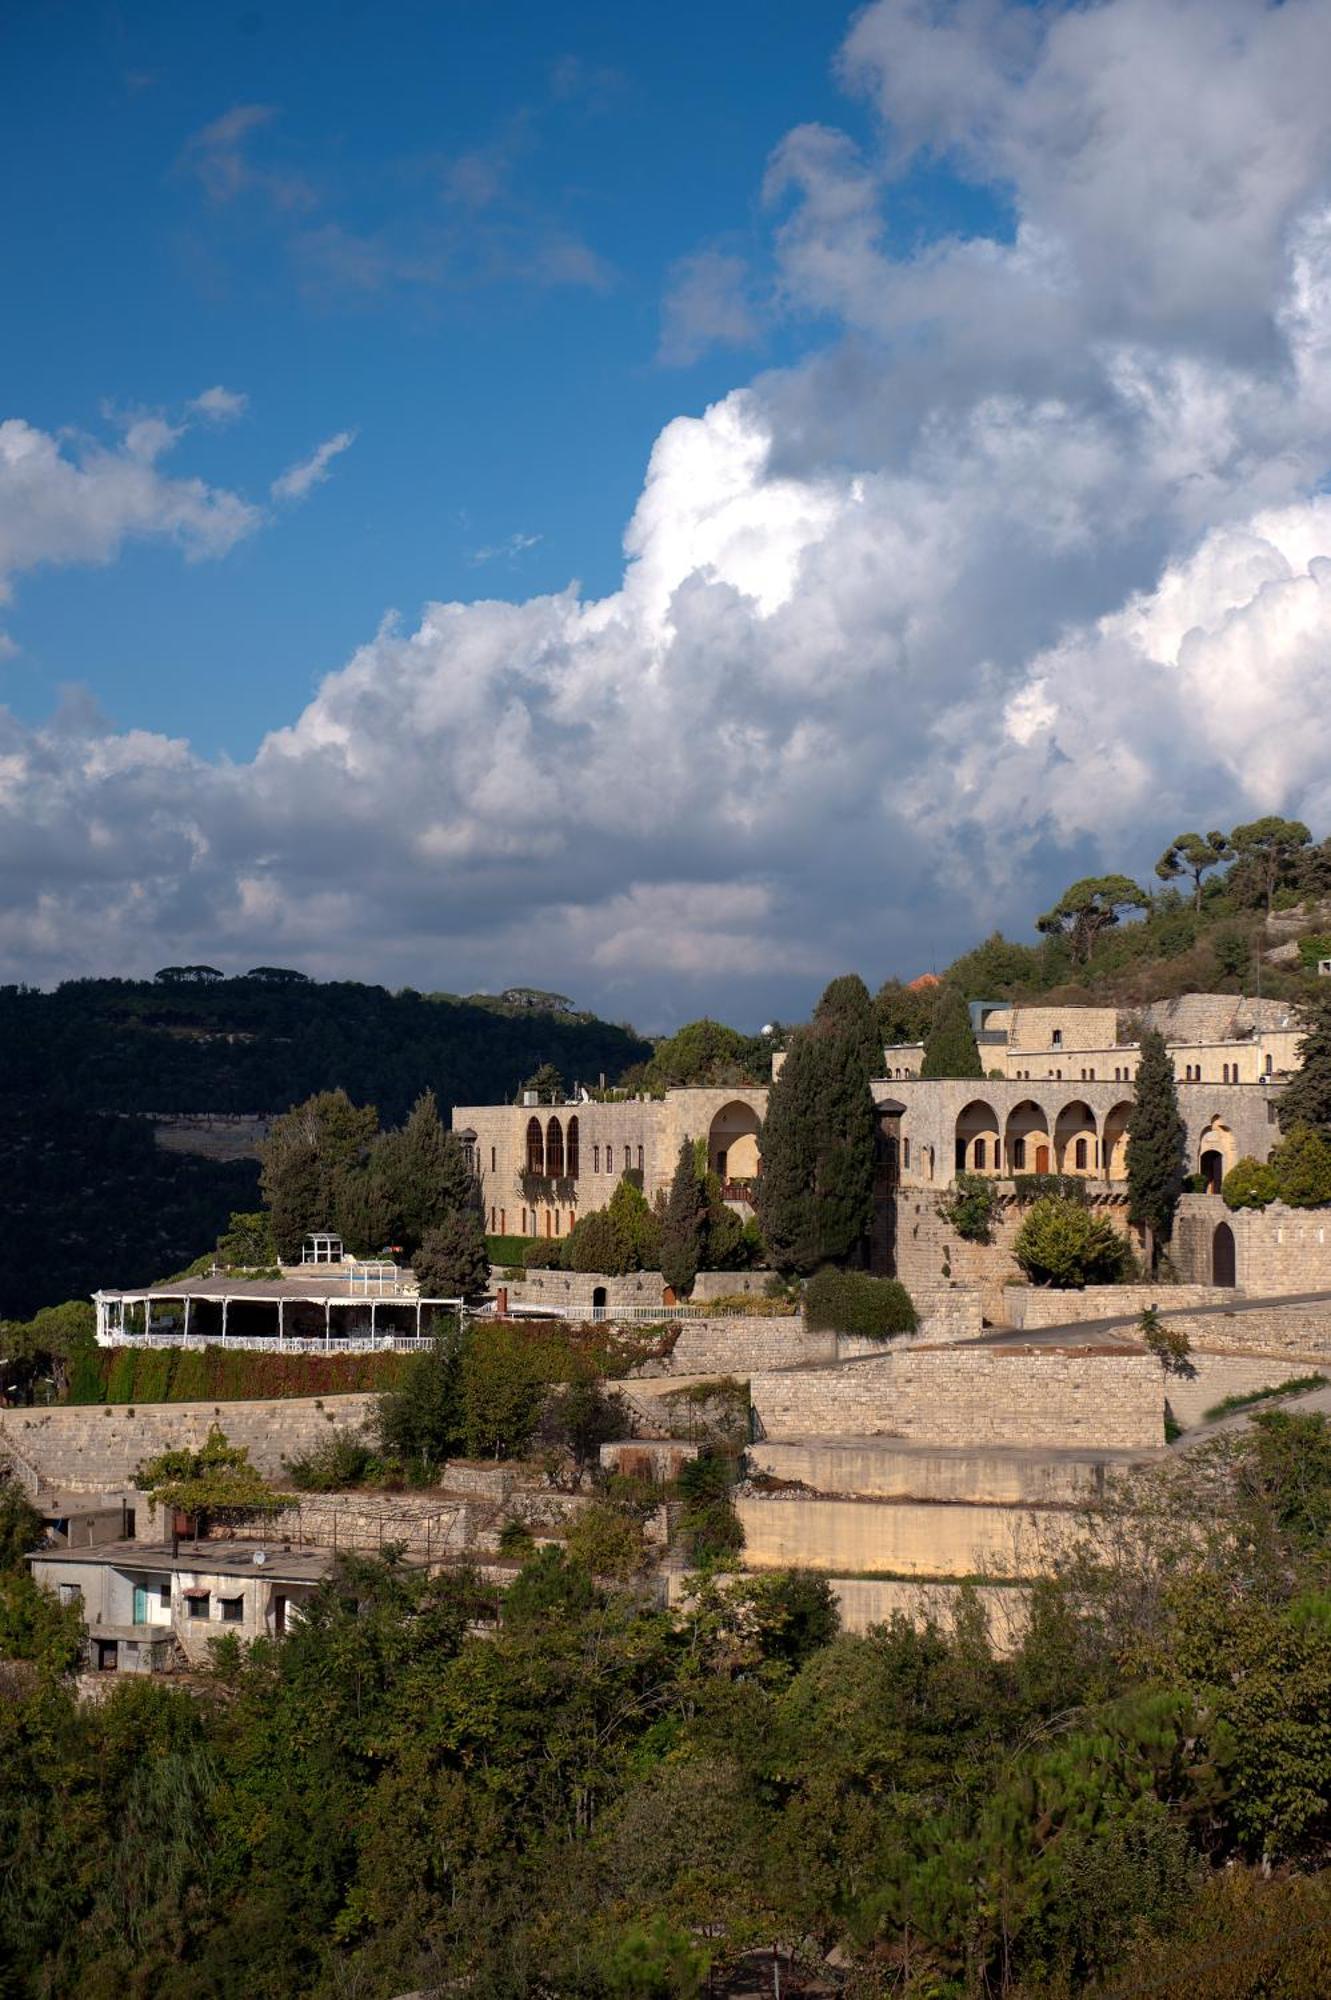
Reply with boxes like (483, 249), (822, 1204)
(965, 1288), (1331, 1351)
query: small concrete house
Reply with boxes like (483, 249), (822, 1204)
(27, 1539), (340, 1674)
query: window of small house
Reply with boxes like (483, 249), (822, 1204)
(219, 1596), (244, 1624)
(185, 1591), (210, 1619)
(58, 1583), (82, 1608)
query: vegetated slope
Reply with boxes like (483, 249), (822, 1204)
(0, 975), (650, 1319)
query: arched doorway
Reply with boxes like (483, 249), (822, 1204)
(955, 1100), (1001, 1175)
(1005, 1100), (1051, 1175)
(708, 1100), (762, 1186)
(1055, 1101), (1098, 1176)
(1198, 1118), (1235, 1194)
(592, 1285), (607, 1316)
(1213, 1221), (1236, 1287)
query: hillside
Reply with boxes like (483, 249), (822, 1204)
(0, 974), (649, 1320)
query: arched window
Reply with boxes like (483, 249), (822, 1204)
(593, 1143), (600, 1173)
(974, 1138), (986, 1169)
(525, 1117), (544, 1176)
(624, 1145), (631, 1172)
(1075, 1138), (1087, 1170)
(567, 1116), (580, 1178)
(546, 1117), (565, 1179)
(637, 1144), (644, 1172)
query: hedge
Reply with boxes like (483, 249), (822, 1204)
(68, 1346), (414, 1406)
(487, 1234), (540, 1267)
(803, 1268), (918, 1341)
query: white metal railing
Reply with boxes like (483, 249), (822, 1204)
(96, 1329), (452, 1355)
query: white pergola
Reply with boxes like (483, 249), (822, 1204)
(93, 1274), (469, 1354)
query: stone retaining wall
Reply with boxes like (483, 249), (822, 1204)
(1173, 1194), (1331, 1292)
(1164, 1351), (1331, 1429)
(748, 1438), (1153, 1503)
(1157, 1302), (1331, 1361)
(736, 1492), (1084, 1578)
(1004, 1283), (1235, 1328)
(0, 1394), (377, 1496)
(749, 1347), (1163, 1450)
(892, 1194), (1135, 1324)
(662, 1567), (1031, 1651)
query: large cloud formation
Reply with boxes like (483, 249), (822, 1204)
(5, 0), (1331, 1024)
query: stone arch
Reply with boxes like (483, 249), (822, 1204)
(525, 1117), (544, 1176)
(1198, 1116), (1235, 1194)
(709, 1099), (761, 1182)
(955, 1099), (1001, 1175)
(566, 1115), (580, 1179)
(1005, 1100), (1051, 1175)
(1102, 1102), (1133, 1182)
(1212, 1220), (1236, 1287)
(1055, 1100), (1098, 1176)
(592, 1284), (608, 1315)
(545, 1116), (565, 1179)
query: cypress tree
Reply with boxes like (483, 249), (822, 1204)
(920, 984), (983, 1080)
(756, 975), (878, 1274)
(371, 1089), (468, 1254)
(1278, 990), (1331, 1138)
(1126, 1029), (1187, 1273)
(661, 1139), (707, 1297)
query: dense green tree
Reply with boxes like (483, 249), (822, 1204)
(873, 977), (935, 1048)
(1223, 1157), (1281, 1210)
(373, 1329), (464, 1472)
(562, 1206), (634, 1275)
(1228, 815), (1313, 914)
(638, 1018), (768, 1090)
(1266, 1124), (1331, 1207)
(460, 1323), (549, 1458)
(606, 1175), (661, 1269)
(259, 1089), (380, 1259)
(215, 1211), (277, 1268)
(413, 1212), (490, 1300)
(919, 982), (983, 1079)
(1126, 1028), (1187, 1272)
(755, 975), (878, 1274)
(1036, 873), (1150, 961)
(1279, 990), (1331, 1137)
(371, 1089), (467, 1254)
(1155, 830), (1232, 908)
(660, 1140), (707, 1296)
(537, 1376), (628, 1485)
(0, 1298), (96, 1402)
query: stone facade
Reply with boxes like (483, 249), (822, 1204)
(455, 1085), (768, 1243)
(1003, 1283), (1237, 1327)
(1173, 1192), (1331, 1291)
(749, 1347), (1163, 1450)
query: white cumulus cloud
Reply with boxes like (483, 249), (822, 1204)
(5, 0), (1331, 1024)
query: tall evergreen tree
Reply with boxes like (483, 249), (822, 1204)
(258, 1089), (380, 1260)
(756, 975), (878, 1274)
(920, 984), (984, 1080)
(370, 1089), (459, 1254)
(1126, 1029), (1187, 1273)
(660, 1140), (708, 1297)
(1278, 990), (1331, 1139)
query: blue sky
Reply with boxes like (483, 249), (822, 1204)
(3, 0), (1330, 1028)
(1, 2), (856, 753)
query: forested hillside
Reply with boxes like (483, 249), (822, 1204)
(0, 974), (649, 1319)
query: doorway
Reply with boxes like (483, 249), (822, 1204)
(1201, 1150), (1225, 1196)
(1213, 1222), (1236, 1287)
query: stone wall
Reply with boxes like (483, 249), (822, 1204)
(749, 1347), (1163, 1450)
(891, 1196), (1136, 1323)
(1151, 1302), (1331, 1361)
(1004, 1283), (1236, 1328)
(631, 1318), (833, 1377)
(1163, 1352), (1330, 1430)
(1173, 1193), (1331, 1292)
(748, 1437), (1153, 1503)
(736, 1491), (1084, 1578)
(1, 1394), (378, 1497)
(661, 1566), (1031, 1651)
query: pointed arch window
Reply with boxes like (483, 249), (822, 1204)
(567, 1116), (580, 1179)
(525, 1118), (544, 1176)
(546, 1117), (565, 1179)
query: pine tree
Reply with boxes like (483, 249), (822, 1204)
(660, 1140), (707, 1296)
(1278, 990), (1331, 1138)
(1126, 1029), (1187, 1273)
(920, 984), (983, 1080)
(413, 1212), (490, 1301)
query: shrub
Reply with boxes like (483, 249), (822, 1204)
(284, 1430), (377, 1492)
(1013, 1173), (1088, 1206)
(168, 1350), (208, 1401)
(1223, 1157), (1280, 1210)
(461, 1323), (549, 1459)
(537, 1377), (628, 1484)
(937, 1172), (1001, 1243)
(66, 1342), (106, 1405)
(497, 1518), (535, 1558)
(676, 1450), (745, 1565)
(1268, 1124), (1331, 1207)
(803, 1267), (918, 1340)
(565, 1501), (646, 1580)
(700, 1292), (799, 1317)
(523, 1239), (564, 1270)
(1013, 1196), (1131, 1288)
(560, 1208), (630, 1274)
